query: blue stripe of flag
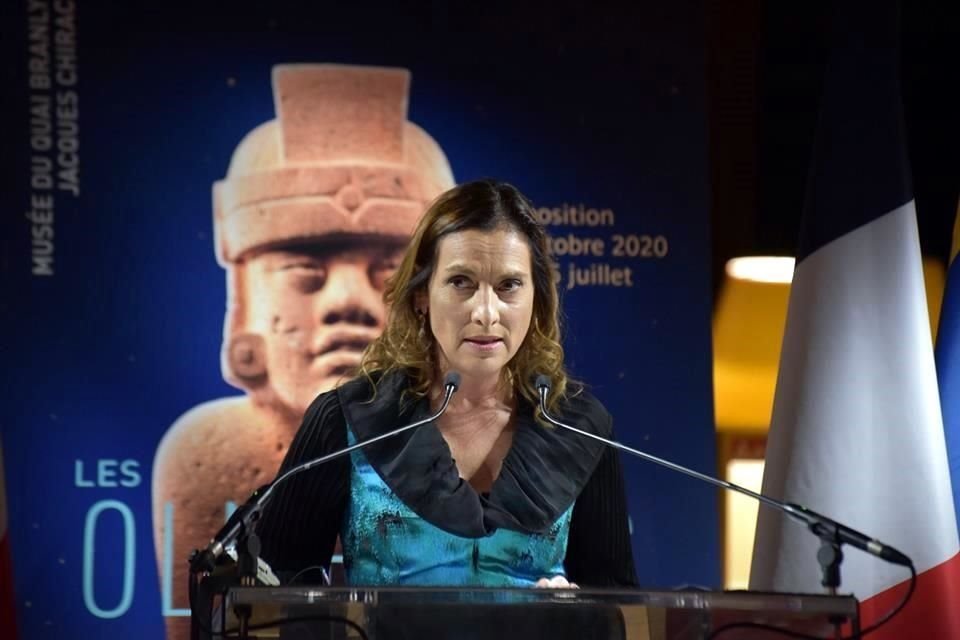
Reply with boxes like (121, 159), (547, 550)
(936, 218), (960, 530)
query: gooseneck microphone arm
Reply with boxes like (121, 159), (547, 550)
(533, 375), (912, 586)
(189, 371), (462, 574)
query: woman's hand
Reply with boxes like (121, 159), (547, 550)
(534, 575), (579, 589)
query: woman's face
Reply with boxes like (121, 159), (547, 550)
(424, 227), (535, 384)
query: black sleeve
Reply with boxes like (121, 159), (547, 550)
(256, 390), (350, 579)
(564, 443), (638, 587)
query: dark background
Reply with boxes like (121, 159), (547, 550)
(708, 0), (959, 294)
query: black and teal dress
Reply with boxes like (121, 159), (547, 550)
(257, 370), (637, 588)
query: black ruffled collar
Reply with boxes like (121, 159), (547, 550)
(337, 370), (611, 538)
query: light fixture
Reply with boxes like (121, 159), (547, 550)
(725, 256), (795, 284)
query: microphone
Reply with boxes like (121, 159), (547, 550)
(190, 370), (462, 574)
(533, 374), (912, 570)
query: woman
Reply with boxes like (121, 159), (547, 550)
(257, 179), (636, 589)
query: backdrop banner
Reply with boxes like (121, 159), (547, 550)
(1, 1), (717, 637)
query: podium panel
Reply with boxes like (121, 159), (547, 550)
(196, 586), (859, 640)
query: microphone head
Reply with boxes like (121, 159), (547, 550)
(443, 371), (461, 392)
(535, 374), (552, 393)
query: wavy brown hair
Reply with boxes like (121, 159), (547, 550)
(359, 178), (572, 410)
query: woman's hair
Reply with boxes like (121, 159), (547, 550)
(359, 178), (572, 409)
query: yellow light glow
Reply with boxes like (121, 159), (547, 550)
(724, 458), (765, 589)
(725, 256), (795, 284)
(713, 273), (791, 432)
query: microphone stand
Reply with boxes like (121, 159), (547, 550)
(534, 376), (912, 597)
(187, 372), (460, 640)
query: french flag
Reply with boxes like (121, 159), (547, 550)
(748, 2), (960, 637)
(0, 440), (17, 638)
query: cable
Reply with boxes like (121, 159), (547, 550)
(287, 564), (331, 586)
(188, 564), (367, 639)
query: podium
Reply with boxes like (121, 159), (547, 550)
(195, 584), (859, 639)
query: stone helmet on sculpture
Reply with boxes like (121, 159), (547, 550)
(212, 64), (455, 416)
